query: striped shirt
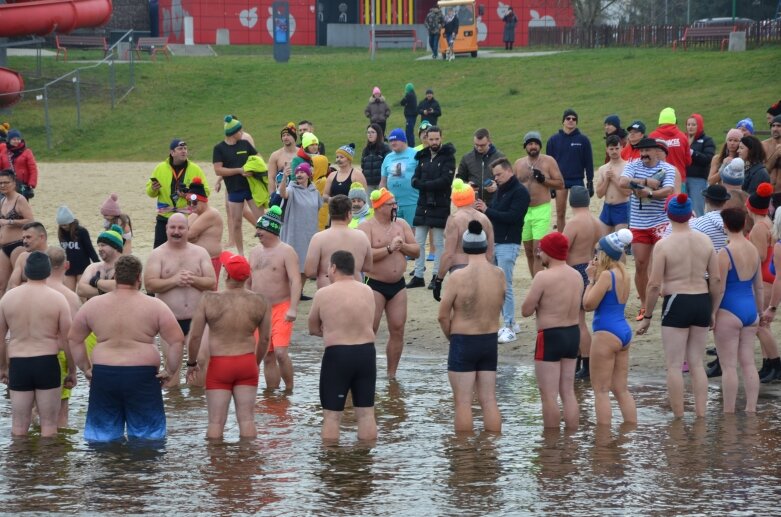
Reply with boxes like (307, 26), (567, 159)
(621, 160), (676, 229)
(661, 210), (727, 251)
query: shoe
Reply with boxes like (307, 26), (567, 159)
(575, 366), (590, 380)
(497, 327), (517, 344)
(706, 358), (718, 369)
(300, 293), (312, 301)
(427, 276), (437, 290)
(512, 322), (522, 334)
(760, 366), (780, 384)
(681, 361), (689, 373)
(636, 308), (646, 321)
(706, 347), (718, 356)
(406, 276), (425, 288)
(427, 253), (435, 261)
(625, 245), (633, 256)
(706, 359), (722, 378)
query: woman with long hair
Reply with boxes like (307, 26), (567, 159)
(0, 170), (33, 293)
(707, 128), (741, 185)
(712, 207), (763, 413)
(56, 205), (99, 291)
(583, 228), (637, 426)
(99, 193), (133, 254)
(738, 135), (770, 195)
(361, 123), (390, 192)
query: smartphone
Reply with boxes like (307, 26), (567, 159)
(629, 181), (642, 189)
(483, 178), (493, 187)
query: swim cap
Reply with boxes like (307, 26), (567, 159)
(220, 251), (250, 281)
(25, 251), (51, 281)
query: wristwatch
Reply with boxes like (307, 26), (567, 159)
(647, 190), (653, 199)
(769, 306), (777, 312)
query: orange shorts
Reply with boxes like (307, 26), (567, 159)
(270, 300), (293, 352)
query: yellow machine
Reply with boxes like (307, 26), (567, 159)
(437, 0), (480, 59)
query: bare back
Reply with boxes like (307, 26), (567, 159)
(445, 261), (505, 335)
(47, 279), (81, 317)
(442, 208), (495, 270)
(310, 280), (376, 346)
(564, 211), (603, 266)
(188, 206), (224, 258)
(202, 290), (269, 356)
(307, 225), (372, 287)
(249, 241), (297, 304)
(524, 265), (583, 329)
(514, 155), (560, 206)
(0, 283), (70, 357)
(654, 229), (715, 294)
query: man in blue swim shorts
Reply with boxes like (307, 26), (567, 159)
(438, 220), (505, 433)
(69, 255), (186, 442)
(595, 135), (630, 233)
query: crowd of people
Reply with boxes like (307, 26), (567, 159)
(0, 97), (780, 443)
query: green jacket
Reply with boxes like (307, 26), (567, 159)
(146, 158), (210, 218)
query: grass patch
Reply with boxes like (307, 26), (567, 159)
(4, 46), (779, 165)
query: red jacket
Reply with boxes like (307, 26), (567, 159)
(621, 143), (641, 162)
(649, 124), (691, 181)
(7, 141), (38, 188)
(0, 143), (10, 171)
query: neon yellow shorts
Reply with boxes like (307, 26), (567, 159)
(522, 202), (552, 242)
(60, 332), (97, 400)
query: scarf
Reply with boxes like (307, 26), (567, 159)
(352, 203), (370, 220)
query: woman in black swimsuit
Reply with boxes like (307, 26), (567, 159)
(323, 144), (368, 204)
(0, 169), (33, 293)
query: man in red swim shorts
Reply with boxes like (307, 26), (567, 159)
(187, 251), (270, 439)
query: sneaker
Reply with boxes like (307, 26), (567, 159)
(406, 276), (425, 288)
(300, 293), (312, 301)
(575, 366), (590, 380)
(512, 322), (522, 334)
(427, 253), (435, 261)
(636, 308), (646, 321)
(498, 327), (517, 344)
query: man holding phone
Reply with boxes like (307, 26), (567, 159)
(146, 139), (210, 248)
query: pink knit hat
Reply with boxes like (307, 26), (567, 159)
(100, 193), (122, 217)
(372, 86), (381, 96)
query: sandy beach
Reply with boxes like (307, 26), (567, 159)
(32, 161), (781, 382)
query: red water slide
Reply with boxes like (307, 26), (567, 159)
(0, 0), (113, 107)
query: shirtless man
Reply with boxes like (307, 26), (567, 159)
(187, 252), (270, 439)
(144, 213), (215, 386)
(763, 115), (781, 213)
(305, 195), (372, 288)
(69, 255), (185, 442)
(563, 186), (604, 381)
(45, 246), (81, 428)
(637, 193), (720, 418)
(438, 221), (504, 433)
(308, 250), (377, 442)
(186, 177), (223, 287)
(514, 131), (564, 277)
(521, 232), (582, 429)
(248, 206), (300, 391)
(6, 221), (47, 290)
(267, 123), (300, 199)
(76, 226), (124, 299)
(595, 135), (630, 233)
(0, 251), (73, 437)
(358, 188), (420, 379)
(432, 179), (494, 301)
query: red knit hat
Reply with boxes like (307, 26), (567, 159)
(539, 232), (569, 261)
(746, 183), (773, 215)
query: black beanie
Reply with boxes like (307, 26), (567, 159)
(562, 108), (578, 122)
(25, 251), (51, 280)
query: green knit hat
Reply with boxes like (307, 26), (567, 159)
(97, 227), (124, 252)
(256, 205), (284, 235)
(405, 82), (414, 93)
(224, 115), (242, 136)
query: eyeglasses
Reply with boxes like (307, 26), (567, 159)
(565, 116), (578, 121)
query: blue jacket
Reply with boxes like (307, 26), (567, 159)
(546, 128), (594, 183)
(486, 176), (530, 245)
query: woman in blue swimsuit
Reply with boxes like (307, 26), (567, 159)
(713, 208), (763, 413)
(583, 228), (636, 426)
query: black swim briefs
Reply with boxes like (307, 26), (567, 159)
(1, 239), (23, 258)
(320, 343), (376, 412)
(8, 354), (61, 391)
(448, 333), (498, 372)
(366, 277), (405, 301)
(177, 318), (192, 335)
(534, 325), (580, 362)
(661, 293), (712, 328)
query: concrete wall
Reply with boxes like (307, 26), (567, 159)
(327, 24), (427, 48)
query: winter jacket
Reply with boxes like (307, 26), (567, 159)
(545, 128), (594, 183)
(743, 162), (771, 195)
(401, 91), (418, 118)
(6, 140), (38, 188)
(502, 12), (518, 42)
(456, 144), (505, 202)
(0, 143), (10, 170)
(361, 142), (391, 187)
(146, 158), (210, 218)
(412, 143), (456, 228)
(486, 176), (530, 245)
(416, 98), (442, 126)
(424, 8), (444, 35)
(364, 97), (391, 124)
(649, 124), (691, 180)
(685, 114), (716, 180)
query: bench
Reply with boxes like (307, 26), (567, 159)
(370, 29), (422, 51)
(134, 36), (171, 61)
(672, 25), (735, 51)
(55, 35), (109, 61)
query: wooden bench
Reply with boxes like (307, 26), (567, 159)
(370, 29), (422, 51)
(672, 25), (736, 51)
(55, 35), (109, 61)
(134, 36), (171, 61)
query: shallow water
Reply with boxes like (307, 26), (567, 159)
(2, 344), (780, 515)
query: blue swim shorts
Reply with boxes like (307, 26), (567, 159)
(228, 189), (253, 203)
(599, 201), (629, 227)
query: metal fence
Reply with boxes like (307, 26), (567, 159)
(2, 30), (137, 150)
(528, 19), (781, 48)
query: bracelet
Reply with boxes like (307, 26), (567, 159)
(386, 244), (392, 254)
(643, 315), (652, 320)
(186, 360), (197, 367)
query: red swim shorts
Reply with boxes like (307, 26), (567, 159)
(630, 223), (668, 246)
(269, 300), (293, 352)
(205, 353), (259, 390)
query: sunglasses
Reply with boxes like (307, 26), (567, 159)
(565, 116), (578, 122)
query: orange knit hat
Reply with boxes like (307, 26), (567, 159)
(451, 179), (475, 207)
(370, 188), (395, 209)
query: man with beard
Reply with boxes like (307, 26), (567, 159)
(144, 213), (215, 386)
(77, 226), (124, 299)
(457, 128), (505, 203)
(268, 123), (300, 202)
(514, 131), (563, 277)
(348, 183), (374, 228)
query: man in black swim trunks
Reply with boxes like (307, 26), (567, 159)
(358, 188), (420, 379)
(308, 250), (377, 442)
(438, 220), (505, 433)
(0, 251), (74, 436)
(521, 232), (583, 429)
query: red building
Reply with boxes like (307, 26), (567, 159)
(157, 0), (573, 47)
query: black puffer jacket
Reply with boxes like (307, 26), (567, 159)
(412, 143), (456, 228)
(686, 132), (716, 180)
(361, 142), (390, 187)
